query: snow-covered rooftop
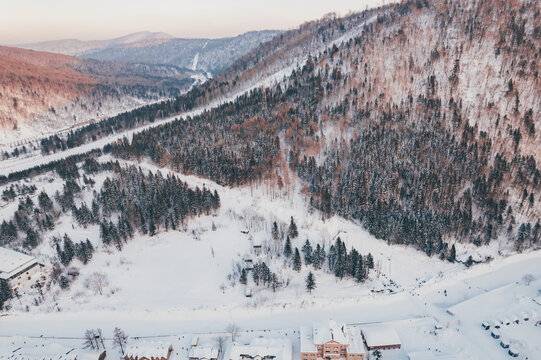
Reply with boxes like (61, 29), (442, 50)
(0, 247), (37, 280)
(189, 345), (219, 359)
(225, 337), (292, 360)
(301, 322), (365, 355)
(313, 320), (348, 344)
(345, 327), (366, 355)
(300, 326), (316, 353)
(124, 341), (172, 358)
(361, 326), (401, 347)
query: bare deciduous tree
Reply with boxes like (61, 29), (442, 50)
(84, 329), (96, 350)
(226, 323), (240, 342)
(214, 335), (227, 353)
(87, 272), (109, 295)
(96, 328), (105, 349)
(113, 327), (128, 354)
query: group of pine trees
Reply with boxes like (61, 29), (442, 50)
(0, 279), (12, 310)
(1, 160), (220, 275)
(94, 163), (220, 249)
(55, 234), (94, 266)
(286, 235), (374, 283)
(239, 217), (375, 294)
(2, 184), (36, 202)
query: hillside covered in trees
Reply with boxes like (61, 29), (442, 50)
(110, 0), (540, 256)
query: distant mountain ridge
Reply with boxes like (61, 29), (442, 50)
(17, 31), (176, 56)
(0, 45), (197, 144)
(18, 30), (281, 74)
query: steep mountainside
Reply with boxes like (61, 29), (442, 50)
(109, 0), (540, 255)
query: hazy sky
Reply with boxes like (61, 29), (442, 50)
(0, 0), (390, 44)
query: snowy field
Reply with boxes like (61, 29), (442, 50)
(0, 157), (540, 359)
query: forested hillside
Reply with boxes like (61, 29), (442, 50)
(0, 46), (196, 144)
(111, 0), (540, 255)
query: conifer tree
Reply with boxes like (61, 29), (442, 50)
(0, 279), (12, 309)
(271, 273), (280, 292)
(288, 216), (298, 238)
(62, 234), (75, 266)
(302, 239), (313, 265)
(284, 236), (292, 258)
(448, 244), (456, 262)
(272, 221), (280, 240)
(239, 268), (247, 285)
(366, 253), (374, 268)
(355, 257), (365, 282)
(293, 248), (302, 271)
(306, 271), (316, 294)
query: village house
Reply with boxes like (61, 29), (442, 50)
(0, 247), (42, 290)
(225, 337), (292, 360)
(189, 344), (219, 360)
(122, 342), (173, 360)
(360, 326), (401, 351)
(300, 320), (366, 360)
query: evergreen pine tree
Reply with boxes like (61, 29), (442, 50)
(305, 272), (316, 293)
(288, 216), (298, 238)
(149, 218), (156, 237)
(293, 248), (302, 271)
(355, 257), (365, 282)
(272, 221), (280, 240)
(271, 273), (280, 292)
(366, 253), (374, 268)
(302, 239), (313, 265)
(312, 244), (322, 269)
(448, 244), (456, 262)
(56, 242), (64, 263)
(284, 236), (292, 258)
(0, 279), (12, 309)
(239, 268), (247, 285)
(62, 234), (75, 266)
(24, 228), (40, 249)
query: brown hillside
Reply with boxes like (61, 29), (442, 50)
(0, 48), (95, 132)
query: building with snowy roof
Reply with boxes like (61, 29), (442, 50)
(361, 326), (401, 351)
(122, 342), (173, 360)
(189, 344), (219, 360)
(224, 337), (292, 360)
(300, 320), (366, 360)
(0, 246), (41, 289)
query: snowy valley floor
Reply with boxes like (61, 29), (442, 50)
(0, 159), (540, 359)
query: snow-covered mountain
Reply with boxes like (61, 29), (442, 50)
(19, 30), (281, 74)
(17, 31), (176, 56)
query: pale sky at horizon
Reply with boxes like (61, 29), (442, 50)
(0, 0), (391, 44)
